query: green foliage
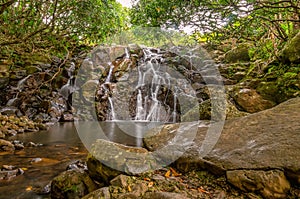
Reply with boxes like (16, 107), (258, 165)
(107, 27), (195, 48)
(130, 0), (300, 62)
(0, 0), (129, 52)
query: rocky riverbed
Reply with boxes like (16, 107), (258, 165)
(0, 32), (300, 198)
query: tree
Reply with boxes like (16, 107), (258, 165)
(130, 0), (300, 42)
(0, 0), (129, 49)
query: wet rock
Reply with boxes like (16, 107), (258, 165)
(25, 141), (40, 147)
(2, 165), (15, 170)
(231, 88), (276, 113)
(143, 192), (190, 199)
(82, 187), (111, 199)
(227, 170), (290, 199)
(51, 169), (97, 199)
(0, 166), (24, 180)
(30, 158), (43, 163)
(36, 182), (52, 195)
(66, 160), (87, 171)
(87, 139), (152, 183)
(280, 31), (300, 63)
(13, 143), (24, 150)
(0, 139), (15, 151)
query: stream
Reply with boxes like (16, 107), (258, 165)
(0, 121), (154, 199)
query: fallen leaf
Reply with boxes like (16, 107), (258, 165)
(143, 177), (151, 181)
(165, 170), (171, 178)
(170, 167), (181, 177)
(198, 187), (210, 194)
(148, 181), (154, 187)
(26, 186), (32, 191)
(127, 185), (132, 192)
(21, 167), (28, 171)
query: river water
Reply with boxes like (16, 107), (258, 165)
(0, 121), (157, 199)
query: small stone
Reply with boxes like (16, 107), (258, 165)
(6, 129), (17, 136)
(26, 142), (37, 147)
(66, 160), (87, 171)
(30, 158), (42, 163)
(14, 143), (24, 150)
(0, 139), (15, 151)
(82, 187), (111, 199)
(2, 165), (15, 170)
(110, 174), (130, 188)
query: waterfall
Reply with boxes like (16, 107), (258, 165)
(105, 63), (114, 83)
(133, 48), (175, 122)
(96, 46), (197, 123)
(108, 97), (116, 120)
(172, 89), (178, 123)
(135, 89), (145, 120)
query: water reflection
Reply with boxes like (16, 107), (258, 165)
(0, 121), (161, 199)
(0, 123), (87, 199)
(76, 121), (164, 150)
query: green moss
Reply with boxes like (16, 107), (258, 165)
(280, 30), (300, 63)
(224, 44), (250, 63)
(283, 72), (297, 80)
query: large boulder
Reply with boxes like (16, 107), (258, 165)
(87, 139), (153, 183)
(144, 97), (300, 198)
(280, 31), (300, 63)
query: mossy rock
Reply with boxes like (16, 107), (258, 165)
(224, 44), (251, 63)
(280, 31), (300, 63)
(51, 170), (97, 199)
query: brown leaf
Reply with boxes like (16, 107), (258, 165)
(198, 187), (210, 194)
(144, 177), (151, 181)
(170, 167), (181, 177)
(148, 181), (154, 187)
(165, 170), (171, 178)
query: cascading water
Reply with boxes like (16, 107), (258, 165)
(101, 47), (182, 123)
(92, 44), (210, 124)
(105, 63), (116, 120)
(132, 48), (180, 122)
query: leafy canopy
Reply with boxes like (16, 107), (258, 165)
(0, 0), (129, 50)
